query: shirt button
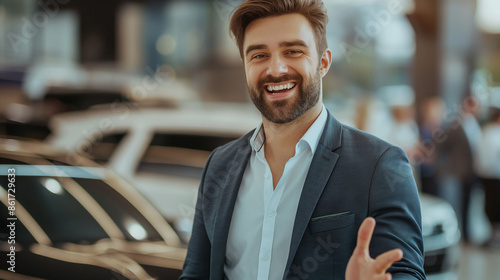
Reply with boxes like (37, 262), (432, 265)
(267, 210), (275, 217)
(262, 254), (269, 261)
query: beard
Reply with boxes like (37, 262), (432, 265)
(247, 69), (321, 124)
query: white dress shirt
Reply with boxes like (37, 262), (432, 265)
(224, 105), (327, 280)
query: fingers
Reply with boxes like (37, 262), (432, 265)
(374, 248), (403, 273)
(353, 217), (403, 279)
(355, 217), (376, 255)
(374, 273), (393, 280)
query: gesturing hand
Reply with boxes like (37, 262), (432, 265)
(346, 217), (403, 280)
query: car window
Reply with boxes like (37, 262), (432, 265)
(86, 132), (127, 164)
(0, 174), (109, 244)
(137, 133), (238, 179)
(44, 89), (131, 111)
(74, 178), (163, 242)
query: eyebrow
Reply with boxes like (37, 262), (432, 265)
(244, 40), (310, 57)
(245, 44), (267, 57)
(279, 40), (309, 49)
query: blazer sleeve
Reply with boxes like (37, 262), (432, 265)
(368, 146), (426, 280)
(179, 150), (217, 280)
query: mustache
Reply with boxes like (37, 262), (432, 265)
(257, 74), (302, 89)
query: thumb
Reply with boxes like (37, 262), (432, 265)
(354, 217), (376, 256)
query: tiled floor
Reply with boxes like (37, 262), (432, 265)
(457, 243), (500, 280)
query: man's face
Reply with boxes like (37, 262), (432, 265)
(243, 14), (328, 124)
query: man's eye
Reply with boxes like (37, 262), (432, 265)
(287, 50), (303, 56)
(251, 54), (266, 60)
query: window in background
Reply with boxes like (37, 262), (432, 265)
(144, 0), (210, 73)
(0, 0), (78, 66)
(476, 0), (500, 34)
(322, 2), (415, 127)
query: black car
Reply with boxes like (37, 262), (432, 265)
(0, 139), (186, 280)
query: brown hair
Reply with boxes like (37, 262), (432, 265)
(229, 0), (328, 59)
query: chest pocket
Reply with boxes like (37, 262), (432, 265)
(309, 212), (355, 234)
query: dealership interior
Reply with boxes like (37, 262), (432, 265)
(1, 0), (500, 279)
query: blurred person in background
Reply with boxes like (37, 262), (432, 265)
(477, 96), (500, 249)
(419, 97), (446, 196)
(180, 0), (425, 279)
(356, 95), (392, 140)
(436, 96), (482, 241)
(382, 86), (420, 159)
(362, 86), (420, 159)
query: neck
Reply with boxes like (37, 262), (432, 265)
(262, 102), (322, 159)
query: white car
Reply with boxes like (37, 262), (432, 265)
(47, 103), (261, 236)
(47, 102), (460, 277)
(420, 193), (461, 279)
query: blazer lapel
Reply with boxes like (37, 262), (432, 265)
(210, 143), (252, 279)
(284, 112), (343, 277)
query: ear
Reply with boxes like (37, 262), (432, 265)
(320, 48), (332, 78)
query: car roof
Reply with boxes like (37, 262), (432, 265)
(48, 102), (261, 141)
(0, 138), (100, 167)
(51, 102), (260, 125)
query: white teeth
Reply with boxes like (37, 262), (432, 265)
(267, 83), (295, 93)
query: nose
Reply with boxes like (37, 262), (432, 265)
(266, 55), (288, 77)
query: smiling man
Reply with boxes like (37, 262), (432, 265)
(179, 1), (425, 279)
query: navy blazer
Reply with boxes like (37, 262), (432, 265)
(180, 112), (425, 280)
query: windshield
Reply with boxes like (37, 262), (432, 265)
(0, 159), (163, 244)
(0, 174), (108, 244)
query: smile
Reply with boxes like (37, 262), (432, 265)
(265, 82), (296, 95)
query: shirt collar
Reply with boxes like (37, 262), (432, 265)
(250, 123), (266, 152)
(298, 104), (327, 155)
(249, 105), (327, 155)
